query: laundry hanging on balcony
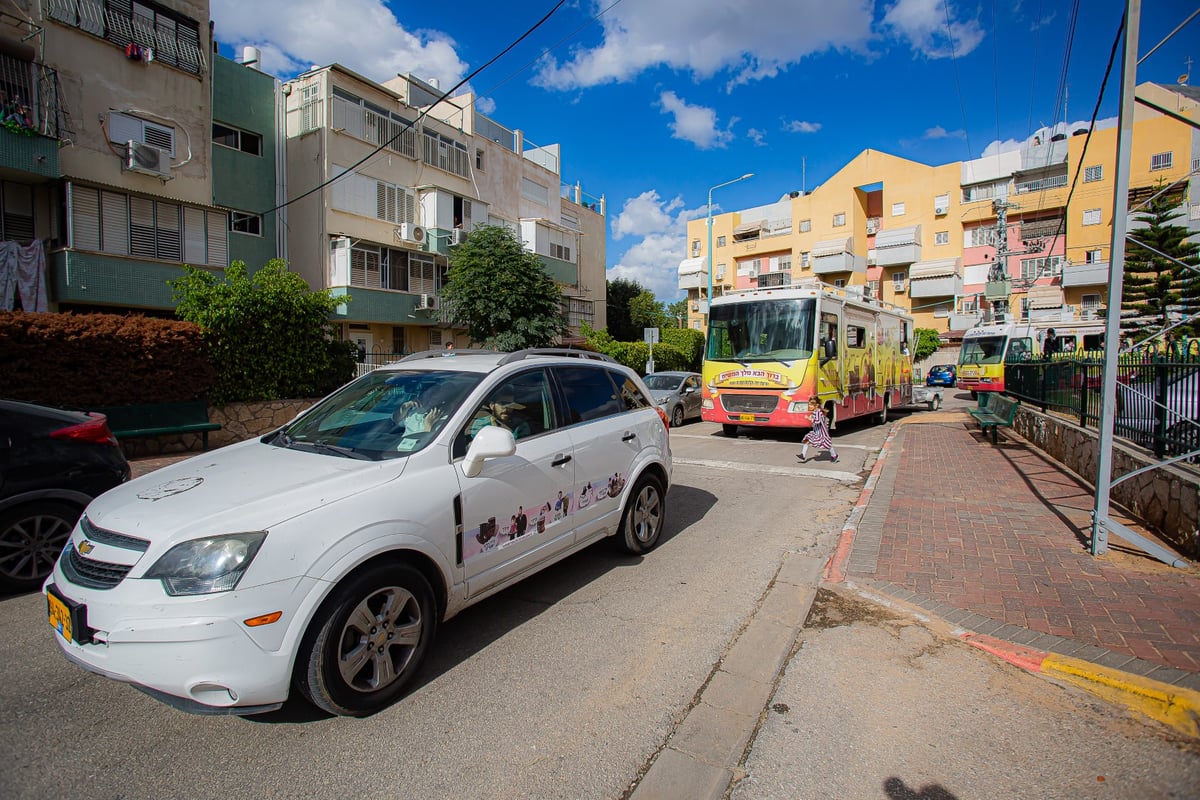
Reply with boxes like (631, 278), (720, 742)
(0, 239), (48, 312)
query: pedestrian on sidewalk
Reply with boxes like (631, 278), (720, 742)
(798, 396), (838, 463)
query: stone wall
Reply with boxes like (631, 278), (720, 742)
(117, 399), (317, 458)
(1013, 406), (1200, 559)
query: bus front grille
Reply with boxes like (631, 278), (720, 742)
(721, 394), (779, 414)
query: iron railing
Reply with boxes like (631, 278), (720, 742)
(0, 53), (62, 139)
(1005, 351), (1200, 462)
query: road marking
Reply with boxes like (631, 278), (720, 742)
(673, 457), (861, 483)
(670, 433), (870, 450)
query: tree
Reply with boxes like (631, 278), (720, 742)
(667, 299), (689, 327)
(605, 278), (644, 341)
(630, 290), (667, 331)
(913, 328), (941, 362)
(1122, 193), (1199, 338)
(170, 259), (355, 405)
(441, 224), (567, 350)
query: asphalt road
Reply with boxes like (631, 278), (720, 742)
(2, 399), (1195, 799)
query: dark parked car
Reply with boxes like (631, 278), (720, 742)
(643, 371), (703, 427)
(0, 400), (130, 592)
(925, 364), (957, 388)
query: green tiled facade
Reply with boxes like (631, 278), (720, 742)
(330, 286), (429, 323)
(50, 251), (193, 309)
(0, 128), (58, 178)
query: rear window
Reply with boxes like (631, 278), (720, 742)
(556, 366), (622, 423)
(615, 372), (652, 410)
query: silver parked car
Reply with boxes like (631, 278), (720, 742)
(644, 371), (703, 428)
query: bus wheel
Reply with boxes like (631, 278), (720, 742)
(722, 424), (738, 437)
(876, 399), (888, 425)
(969, 390), (978, 400)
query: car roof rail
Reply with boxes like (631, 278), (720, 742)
(498, 348), (615, 365)
(397, 349), (500, 362)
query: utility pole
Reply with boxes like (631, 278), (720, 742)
(983, 199), (1015, 321)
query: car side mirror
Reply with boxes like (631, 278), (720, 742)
(462, 426), (516, 478)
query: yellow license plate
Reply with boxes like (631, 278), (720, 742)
(738, 414), (756, 422)
(48, 591), (72, 642)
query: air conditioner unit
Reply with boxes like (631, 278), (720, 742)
(449, 228), (466, 245)
(934, 205), (949, 216)
(396, 223), (427, 245)
(417, 293), (438, 310)
(748, 268), (758, 279)
(866, 220), (880, 234)
(125, 140), (171, 177)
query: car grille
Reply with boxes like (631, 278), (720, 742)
(60, 517), (150, 589)
(721, 394), (780, 414)
(61, 548), (135, 589)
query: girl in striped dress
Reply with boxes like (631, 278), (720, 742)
(798, 396), (838, 463)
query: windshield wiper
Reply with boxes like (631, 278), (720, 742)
(307, 441), (373, 460)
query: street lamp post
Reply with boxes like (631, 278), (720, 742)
(706, 173), (754, 326)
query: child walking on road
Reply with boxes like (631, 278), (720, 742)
(798, 396), (838, 463)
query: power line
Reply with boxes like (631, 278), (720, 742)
(259, 0), (567, 217)
(942, 0), (973, 157)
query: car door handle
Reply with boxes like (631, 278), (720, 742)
(621, 431), (636, 442)
(551, 454), (572, 467)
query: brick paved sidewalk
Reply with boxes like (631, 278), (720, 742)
(842, 415), (1200, 688)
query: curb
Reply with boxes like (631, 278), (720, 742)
(962, 633), (1200, 738)
(824, 415), (1200, 740)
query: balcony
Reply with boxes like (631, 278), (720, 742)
(0, 55), (62, 177)
(1062, 261), (1110, 287)
(811, 236), (864, 275)
(907, 258), (962, 299)
(678, 256), (705, 290)
(873, 225), (921, 267)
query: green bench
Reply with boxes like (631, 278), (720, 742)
(93, 400), (222, 450)
(967, 393), (1020, 444)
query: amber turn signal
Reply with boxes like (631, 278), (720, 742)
(243, 611), (283, 627)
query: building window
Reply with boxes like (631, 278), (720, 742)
(475, 148), (485, 172)
(934, 193), (949, 212)
(799, 219), (811, 232)
(891, 202), (905, 216)
(778, 256), (791, 272)
(47, 0), (206, 74)
(68, 183), (226, 266)
(832, 212), (846, 227)
(1082, 208), (1102, 226)
(1149, 152), (1173, 171)
(867, 279), (880, 297)
(1020, 255), (1065, 280)
(833, 278), (846, 288)
(550, 242), (571, 261)
(716, 263), (726, 278)
(717, 235), (726, 247)
(213, 123), (262, 156)
(1085, 249), (1103, 264)
(965, 226), (997, 248)
(330, 166), (416, 225)
(691, 239), (701, 257)
(0, 181), (34, 241)
(962, 180), (1009, 203)
(934, 231), (949, 245)
(892, 271), (906, 291)
(107, 111), (175, 157)
(800, 252), (810, 268)
(1015, 171), (1068, 194)
(1083, 165), (1103, 182)
(229, 212), (262, 236)
(1081, 294), (1101, 311)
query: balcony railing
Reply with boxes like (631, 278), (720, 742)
(0, 53), (62, 139)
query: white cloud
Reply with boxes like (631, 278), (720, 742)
(533, 0), (874, 91)
(659, 91), (735, 149)
(747, 128), (767, 146)
(608, 191), (706, 301)
(924, 125), (966, 139)
(785, 120), (822, 134)
(211, 0), (468, 86)
(881, 0), (986, 59)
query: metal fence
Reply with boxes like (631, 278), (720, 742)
(1005, 351), (1200, 462)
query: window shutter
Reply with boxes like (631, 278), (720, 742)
(205, 210), (227, 266)
(2, 183), (34, 241)
(350, 247), (366, 286)
(155, 201), (181, 261)
(100, 191), (129, 255)
(107, 112), (142, 147)
(129, 196), (156, 257)
(70, 185), (101, 251)
(183, 206), (206, 263)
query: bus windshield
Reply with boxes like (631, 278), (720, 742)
(706, 298), (816, 363)
(959, 335), (1007, 365)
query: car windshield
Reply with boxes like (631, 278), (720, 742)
(643, 375), (682, 391)
(270, 369), (483, 460)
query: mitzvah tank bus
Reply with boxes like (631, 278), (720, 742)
(702, 279), (915, 437)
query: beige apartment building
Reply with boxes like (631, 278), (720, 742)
(280, 65), (606, 358)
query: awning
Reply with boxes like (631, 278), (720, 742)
(733, 219), (766, 236)
(1026, 284), (1064, 309)
(678, 256), (705, 276)
(909, 257), (961, 280)
(874, 224), (921, 249)
(812, 236), (853, 258)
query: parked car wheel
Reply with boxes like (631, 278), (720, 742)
(296, 562), (436, 717)
(1166, 421), (1200, 464)
(670, 406), (684, 428)
(0, 501), (80, 593)
(620, 474), (665, 555)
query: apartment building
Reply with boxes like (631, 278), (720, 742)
(279, 65), (606, 358)
(684, 80), (1198, 336)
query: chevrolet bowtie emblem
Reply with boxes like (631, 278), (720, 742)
(78, 540), (95, 555)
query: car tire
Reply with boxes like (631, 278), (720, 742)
(619, 473), (666, 555)
(671, 406), (684, 428)
(296, 561), (436, 717)
(722, 424), (738, 437)
(1166, 422), (1200, 464)
(928, 394), (941, 411)
(0, 501), (81, 593)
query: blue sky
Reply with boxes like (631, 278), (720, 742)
(209, 0), (1197, 305)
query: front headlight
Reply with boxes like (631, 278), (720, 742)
(145, 532), (267, 596)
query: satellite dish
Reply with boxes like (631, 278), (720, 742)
(1179, 73), (1190, 85)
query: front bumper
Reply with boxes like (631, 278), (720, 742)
(44, 573), (319, 714)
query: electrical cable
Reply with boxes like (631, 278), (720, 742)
(942, 0), (972, 158)
(258, 0), (566, 217)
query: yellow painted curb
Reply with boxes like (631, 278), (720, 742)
(1042, 654), (1200, 738)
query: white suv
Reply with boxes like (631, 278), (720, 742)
(45, 349), (671, 717)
